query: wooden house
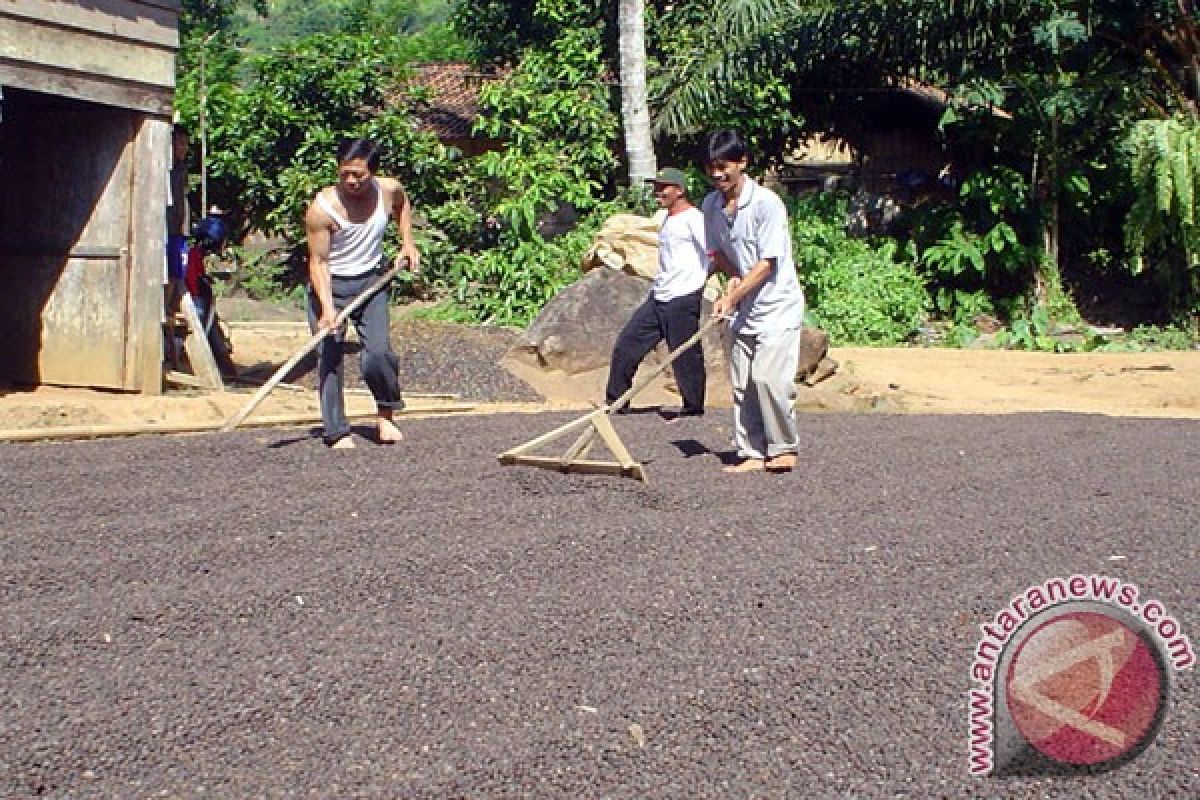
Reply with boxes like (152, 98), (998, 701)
(780, 81), (1011, 202)
(0, 0), (180, 394)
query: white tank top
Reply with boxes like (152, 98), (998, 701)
(316, 181), (389, 277)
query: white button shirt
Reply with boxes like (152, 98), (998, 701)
(651, 207), (709, 302)
(702, 177), (805, 334)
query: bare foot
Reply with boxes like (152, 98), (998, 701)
(377, 416), (404, 444)
(722, 458), (765, 474)
(331, 437), (356, 450)
(765, 453), (797, 473)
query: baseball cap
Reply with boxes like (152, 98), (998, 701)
(644, 167), (688, 188)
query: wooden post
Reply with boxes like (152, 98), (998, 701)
(179, 292), (224, 391)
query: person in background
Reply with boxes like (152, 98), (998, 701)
(184, 209), (237, 380)
(605, 166), (709, 420)
(165, 124), (191, 314)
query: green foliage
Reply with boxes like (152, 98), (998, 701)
(233, 0), (467, 60)
(790, 193), (927, 345)
(920, 168), (1034, 279)
(182, 0), (267, 40)
(225, 245), (303, 305)
(452, 0), (607, 65)
(1123, 115), (1200, 314)
(444, 228), (588, 326)
(902, 167), (1038, 322)
(469, 26), (615, 235)
(175, 29), (455, 247)
(399, 299), (482, 324)
(993, 306), (1063, 352)
(420, 26), (619, 325)
(1095, 323), (1199, 352)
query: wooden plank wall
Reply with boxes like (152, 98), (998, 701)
(126, 116), (171, 393)
(0, 0), (181, 115)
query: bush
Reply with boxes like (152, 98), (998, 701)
(790, 193), (928, 345)
(445, 220), (598, 327)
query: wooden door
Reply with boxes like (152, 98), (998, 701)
(0, 97), (142, 389)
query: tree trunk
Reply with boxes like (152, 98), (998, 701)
(1038, 112), (1068, 318)
(618, 0), (656, 185)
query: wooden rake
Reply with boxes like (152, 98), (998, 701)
(498, 315), (723, 483)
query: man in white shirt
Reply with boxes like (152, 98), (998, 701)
(705, 131), (805, 473)
(306, 138), (421, 449)
(605, 167), (709, 418)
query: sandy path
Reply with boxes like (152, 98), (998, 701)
(0, 324), (1197, 440)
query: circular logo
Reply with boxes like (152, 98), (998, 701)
(1005, 610), (1167, 766)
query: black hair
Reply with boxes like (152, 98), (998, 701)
(336, 138), (382, 172)
(172, 123), (189, 139)
(703, 130), (749, 164)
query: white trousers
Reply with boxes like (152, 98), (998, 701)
(729, 328), (801, 460)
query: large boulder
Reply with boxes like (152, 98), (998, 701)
(508, 268), (727, 376)
(513, 207), (838, 387)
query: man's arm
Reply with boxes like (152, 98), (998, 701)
(699, 203), (738, 280)
(708, 248), (740, 280)
(712, 258), (773, 318)
(305, 200), (338, 330)
(385, 178), (420, 272)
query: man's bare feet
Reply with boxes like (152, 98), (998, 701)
(722, 458), (765, 474)
(331, 436), (356, 450)
(377, 416), (403, 444)
(765, 453), (797, 473)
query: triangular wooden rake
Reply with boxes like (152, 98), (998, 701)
(498, 315), (722, 483)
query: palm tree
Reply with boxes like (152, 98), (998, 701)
(618, 0), (656, 184)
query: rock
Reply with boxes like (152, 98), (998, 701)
(508, 269), (727, 377)
(512, 264), (835, 395)
(803, 356), (839, 387)
(509, 269), (651, 374)
(796, 327), (836, 385)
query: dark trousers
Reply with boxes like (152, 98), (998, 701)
(605, 290), (705, 414)
(306, 271), (403, 444)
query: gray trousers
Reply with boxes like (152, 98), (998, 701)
(306, 270), (403, 444)
(729, 327), (801, 460)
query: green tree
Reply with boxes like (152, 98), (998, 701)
(446, 26), (621, 323)
(175, 29), (454, 246)
(655, 0), (1200, 321)
(618, 0), (656, 184)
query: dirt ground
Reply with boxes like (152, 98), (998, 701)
(0, 307), (1197, 440)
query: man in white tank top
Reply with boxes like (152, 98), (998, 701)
(605, 167), (709, 419)
(305, 138), (421, 448)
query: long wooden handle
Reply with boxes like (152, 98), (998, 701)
(605, 313), (725, 415)
(219, 260), (407, 433)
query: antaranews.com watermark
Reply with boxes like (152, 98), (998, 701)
(968, 574), (1193, 776)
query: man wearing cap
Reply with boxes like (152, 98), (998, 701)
(604, 167), (709, 418)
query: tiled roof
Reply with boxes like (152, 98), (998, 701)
(409, 62), (503, 139)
